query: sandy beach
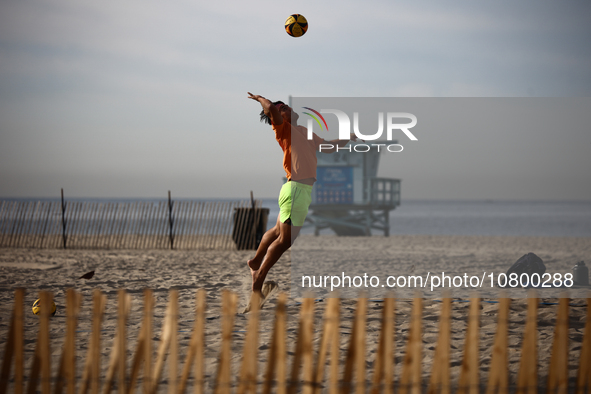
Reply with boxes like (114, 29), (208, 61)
(0, 234), (590, 392)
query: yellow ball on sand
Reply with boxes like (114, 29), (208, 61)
(32, 298), (57, 316)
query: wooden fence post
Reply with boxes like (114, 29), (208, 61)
(381, 297), (395, 394)
(314, 297), (340, 394)
(14, 289), (25, 394)
(517, 292), (538, 394)
(427, 296), (451, 394)
(214, 291), (237, 394)
(168, 191), (174, 250)
(78, 290), (106, 394)
(354, 298), (367, 394)
(576, 295), (591, 394)
(341, 297), (368, 394)
(302, 298), (315, 394)
(169, 290), (179, 394)
(329, 297), (342, 394)
(178, 289), (206, 394)
(194, 289), (207, 393)
(127, 322), (145, 394)
(103, 291), (131, 394)
(143, 289), (154, 394)
(0, 289), (25, 394)
(547, 295), (569, 394)
(120, 291), (130, 394)
(237, 292), (261, 394)
(369, 296), (393, 394)
(458, 296), (480, 394)
(263, 293), (288, 394)
(399, 296), (422, 394)
(0, 292), (15, 393)
(61, 189), (67, 249)
(151, 290), (178, 394)
(53, 288), (81, 394)
(29, 291), (52, 394)
(485, 296), (510, 394)
(288, 298), (314, 394)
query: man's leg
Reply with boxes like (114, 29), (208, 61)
(251, 219), (301, 292)
(247, 214), (282, 273)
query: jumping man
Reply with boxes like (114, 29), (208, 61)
(247, 92), (358, 293)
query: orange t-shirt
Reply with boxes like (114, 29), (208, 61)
(272, 120), (326, 181)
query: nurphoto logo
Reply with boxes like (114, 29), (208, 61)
(303, 108), (418, 153)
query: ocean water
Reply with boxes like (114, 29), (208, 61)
(385, 200), (591, 237)
(277, 199), (591, 237)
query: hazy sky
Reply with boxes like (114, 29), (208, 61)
(1, 0), (590, 200)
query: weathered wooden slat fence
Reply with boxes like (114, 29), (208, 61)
(0, 197), (268, 250)
(1, 290), (590, 394)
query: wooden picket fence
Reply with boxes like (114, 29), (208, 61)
(0, 199), (268, 250)
(1, 289), (591, 394)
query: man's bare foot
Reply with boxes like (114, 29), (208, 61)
(247, 258), (260, 272)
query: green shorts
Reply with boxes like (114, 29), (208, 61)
(278, 181), (313, 227)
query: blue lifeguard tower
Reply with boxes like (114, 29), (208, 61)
(305, 143), (401, 236)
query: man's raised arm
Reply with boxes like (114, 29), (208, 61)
(248, 92), (283, 125)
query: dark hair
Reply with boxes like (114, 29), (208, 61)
(260, 101), (285, 125)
